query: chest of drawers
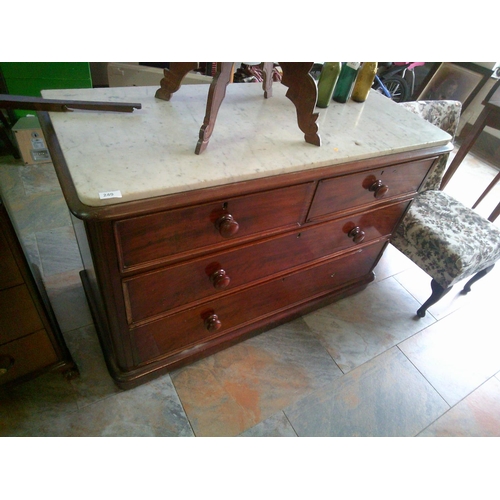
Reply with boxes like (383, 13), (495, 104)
(40, 84), (452, 388)
(0, 198), (77, 386)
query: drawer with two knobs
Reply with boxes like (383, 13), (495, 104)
(130, 240), (386, 363)
(123, 200), (410, 325)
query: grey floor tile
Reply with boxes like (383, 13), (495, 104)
(283, 347), (449, 437)
(36, 225), (82, 276)
(239, 411), (297, 437)
(3, 190), (72, 236)
(19, 163), (61, 195)
(419, 376), (500, 437)
(58, 376), (194, 437)
(0, 371), (79, 437)
(399, 305), (500, 407)
(373, 243), (417, 283)
(302, 277), (435, 373)
(43, 270), (93, 333)
(63, 324), (121, 409)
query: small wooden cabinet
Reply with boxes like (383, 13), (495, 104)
(0, 198), (77, 386)
(39, 84), (452, 389)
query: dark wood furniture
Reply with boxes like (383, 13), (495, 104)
(155, 62), (320, 154)
(441, 79), (500, 222)
(0, 198), (78, 386)
(38, 84), (452, 389)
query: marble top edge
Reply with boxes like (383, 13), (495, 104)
(43, 84), (451, 207)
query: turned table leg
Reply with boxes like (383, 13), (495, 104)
(279, 62), (321, 147)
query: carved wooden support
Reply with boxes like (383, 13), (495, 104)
(280, 62), (321, 147)
(155, 62), (198, 101)
(155, 62), (321, 153)
(195, 62), (234, 154)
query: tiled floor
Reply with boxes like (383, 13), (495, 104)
(0, 143), (499, 437)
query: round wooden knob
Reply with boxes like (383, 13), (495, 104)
(210, 269), (231, 289)
(215, 214), (239, 238)
(369, 179), (389, 199)
(0, 355), (14, 376)
(348, 226), (365, 244)
(204, 314), (222, 332)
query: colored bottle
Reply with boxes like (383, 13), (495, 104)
(333, 62), (361, 103)
(316, 62), (342, 108)
(351, 62), (378, 103)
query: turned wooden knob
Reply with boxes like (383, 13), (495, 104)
(369, 179), (389, 199)
(348, 226), (365, 244)
(0, 355), (14, 376)
(215, 214), (239, 238)
(210, 269), (231, 289)
(204, 314), (222, 332)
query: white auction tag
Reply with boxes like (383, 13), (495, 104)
(99, 190), (122, 200)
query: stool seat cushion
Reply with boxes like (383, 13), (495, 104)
(392, 190), (500, 289)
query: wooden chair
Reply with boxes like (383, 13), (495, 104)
(441, 78), (500, 222)
(391, 100), (500, 317)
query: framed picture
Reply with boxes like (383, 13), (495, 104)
(417, 62), (492, 111)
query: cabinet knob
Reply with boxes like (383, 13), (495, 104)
(0, 355), (14, 376)
(210, 269), (231, 289)
(369, 179), (389, 199)
(215, 214), (239, 238)
(348, 226), (366, 244)
(204, 314), (222, 332)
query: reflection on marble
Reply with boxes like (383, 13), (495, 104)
(171, 318), (343, 437)
(240, 411), (297, 437)
(283, 347), (449, 437)
(419, 376), (500, 437)
(302, 277), (435, 373)
(399, 305), (500, 407)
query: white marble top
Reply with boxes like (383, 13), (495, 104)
(43, 83), (451, 207)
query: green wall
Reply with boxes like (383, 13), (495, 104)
(0, 62), (93, 117)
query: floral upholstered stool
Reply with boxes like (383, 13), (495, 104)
(392, 189), (500, 317)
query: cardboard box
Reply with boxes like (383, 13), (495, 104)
(12, 116), (51, 165)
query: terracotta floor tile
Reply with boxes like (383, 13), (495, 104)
(171, 318), (342, 436)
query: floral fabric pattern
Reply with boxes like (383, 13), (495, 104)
(392, 190), (500, 288)
(399, 100), (462, 191)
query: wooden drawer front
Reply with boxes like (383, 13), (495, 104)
(0, 330), (58, 385)
(308, 157), (435, 221)
(124, 201), (408, 324)
(0, 285), (44, 344)
(115, 183), (314, 270)
(132, 240), (385, 363)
